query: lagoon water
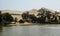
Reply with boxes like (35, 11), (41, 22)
(0, 24), (60, 36)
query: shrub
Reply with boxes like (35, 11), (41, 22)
(19, 19), (24, 23)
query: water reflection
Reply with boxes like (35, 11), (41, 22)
(0, 26), (3, 32)
(0, 26), (3, 36)
(0, 25), (60, 36)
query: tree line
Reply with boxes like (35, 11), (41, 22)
(0, 8), (60, 26)
(19, 8), (60, 24)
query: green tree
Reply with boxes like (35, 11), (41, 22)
(28, 14), (37, 23)
(46, 11), (51, 22)
(14, 17), (17, 24)
(19, 19), (24, 23)
(37, 11), (46, 23)
(22, 11), (29, 22)
(3, 13), (13, 24)
(0, 11), (3, 26)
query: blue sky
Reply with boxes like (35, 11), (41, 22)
(0, 0), (60, 11)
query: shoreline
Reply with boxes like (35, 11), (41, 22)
(8, 23), (60, 26)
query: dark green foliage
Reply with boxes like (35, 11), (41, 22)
(22, 12), (29, 19)
(0, 11), (3, 26)
(28, 14), (37, 23)
(0, 11), (14, 26)
(37, 16), (46, 23)
(37, 10), (46, 23)
(14, 17), (17, 23)
(21, 12), (31, 22)
(19, 19), (24, 23)
(3, 13), (13, 22)
(0, 13), (2, 23)
(1, 13), (14, 26)
(20, 8), (60, 24)
(21, 12), (38, 23)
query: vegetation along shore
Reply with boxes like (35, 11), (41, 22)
(0, 8), (60, 26)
